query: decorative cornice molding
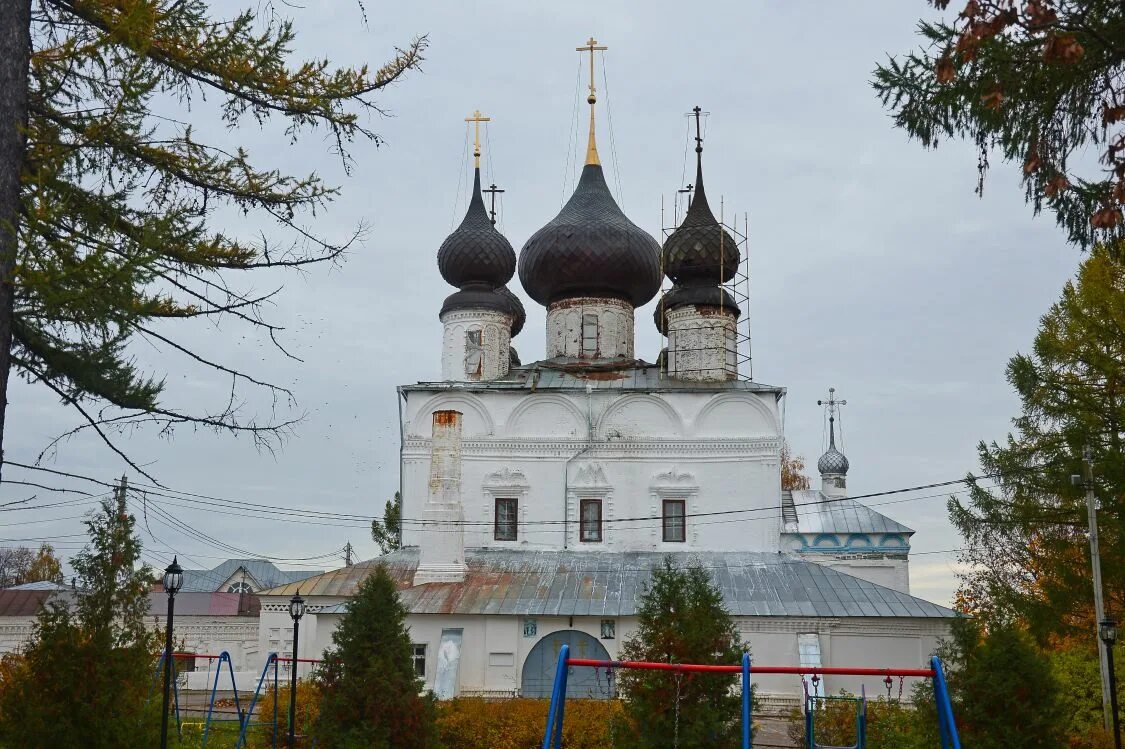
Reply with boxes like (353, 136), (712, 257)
(404, 437), (782, 458)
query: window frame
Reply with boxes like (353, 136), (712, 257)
(494, 497), (518, 541)
(662, 499), (686, 543)
(581, 313), (598, 356)
(579, 499), (603, 543)
(411, 643), (427, 679)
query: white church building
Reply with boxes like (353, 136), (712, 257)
(259, 41), (954, 704)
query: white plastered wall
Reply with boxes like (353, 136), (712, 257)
(399, 388), (784, 552)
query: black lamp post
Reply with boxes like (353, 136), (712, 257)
(288, 591), (306, 749)
(160, 557), (184, 749)
(1101, 618), (1121, 749)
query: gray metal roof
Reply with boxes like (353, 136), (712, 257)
(784, 490), (914, 536)
(299, 549), (951, 619)
(181, 559), (322, 593)
(400, 361), (784, 395)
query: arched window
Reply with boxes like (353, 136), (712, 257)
(226, 581), (253, 594)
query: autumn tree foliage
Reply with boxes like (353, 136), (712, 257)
(616, 558), (750, 749)
(949, 243), (1124, 640)
(314, 564), (440, 749)
(0, 0), (425, 480)
(0, 542), (62, 587)
(874, 0), (1125, 247)
(781, 440), (812, 491)
(0, 497), (159, 747)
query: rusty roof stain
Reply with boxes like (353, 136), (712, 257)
(264, 549), (955, 619)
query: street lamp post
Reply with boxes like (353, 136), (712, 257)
(160, 557), (184, 749)
(288, 591), (306, 749)
(1101, 618), (1121, 749)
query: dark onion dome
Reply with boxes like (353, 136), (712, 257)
(439, 283), (512, 318)
(652, 285), (740, 335)
(662, 146), (739, 285)
(497, 286), (525, 337)
(437, 168), (516, 289)
(518, 164), (661, 307)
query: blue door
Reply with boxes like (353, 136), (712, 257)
(521, 630), (615, 699)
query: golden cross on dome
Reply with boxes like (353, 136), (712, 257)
(575, 37), (607, 166)
(464, 109), (491, 169)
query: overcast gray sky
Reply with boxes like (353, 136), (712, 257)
(3, 1), (1084, 605)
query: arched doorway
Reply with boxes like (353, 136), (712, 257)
(521, 630), (614, 699)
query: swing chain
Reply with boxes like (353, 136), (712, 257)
(898, 675), (906, 701)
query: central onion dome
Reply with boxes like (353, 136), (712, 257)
(519, 164), (661, 306)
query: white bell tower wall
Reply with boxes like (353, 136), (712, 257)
(440, 309), (512, 381)
(546, 296), (633, 359)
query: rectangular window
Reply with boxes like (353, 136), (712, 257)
(494, 497), (518, 541)
(581, 314), (598, 356)
(464, 329), (483, 377)
(798, 633), (824, 698)
(662, 499), (686, 542)
(580, 499), (602, 542)
(412, 644), (427, 678)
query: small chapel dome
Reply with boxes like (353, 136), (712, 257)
(661, 167), (739, 286)
(437, 169), (516, 290)
(817, 445), (850, 476)
(518, 164), (661, 307)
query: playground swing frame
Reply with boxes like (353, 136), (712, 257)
(540, 644), (963, 749)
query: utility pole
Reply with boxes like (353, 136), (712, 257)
(115, 474), (128, 518)
(343, 542), (354, 567)
(1076, 446), (1113, 732)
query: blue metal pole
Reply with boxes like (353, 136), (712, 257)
(742, 653), (752, 749)
(237, 653), (278, 749)
(202, 652), (227, 747)
(541, 645), (569, 749)
(553, 649), (570, 749)
(931, 656), (961, 749)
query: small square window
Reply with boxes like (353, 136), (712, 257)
(494, 498), (518, 541)
(600, 619), (616, 639)
(523, 618), (537, 638)
(412, 644), (427, 678)
(663, 499), (686, 543)
(580, 499), (602, 543)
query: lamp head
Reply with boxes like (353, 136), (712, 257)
(163, 557), (184, 595)
(289, 591), (306, 621)
(1100, 618), (1117, 646)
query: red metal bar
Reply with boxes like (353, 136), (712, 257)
(274, 656), (322, 664)
(566, 658), (935, 678)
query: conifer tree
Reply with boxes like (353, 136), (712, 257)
(371, 491), (402, 554)
(938, 617), (1065, 748)
(616, 558), (750, 749)
(950, 243), (1124, 639)
(0, 496), (160, 747)
(314, 564), (439, 748)
(873, 1), (1125, 248)
(0, 1), (425, 480)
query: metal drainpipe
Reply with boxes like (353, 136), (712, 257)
(396, 386), (406, 548)
(562, 383), (597, 549)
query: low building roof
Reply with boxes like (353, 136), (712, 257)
(180, 559), (322, 593)
(782, 491), (914, 536)
(400, 361), (785, 395)
(265, 549), (953, 620)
